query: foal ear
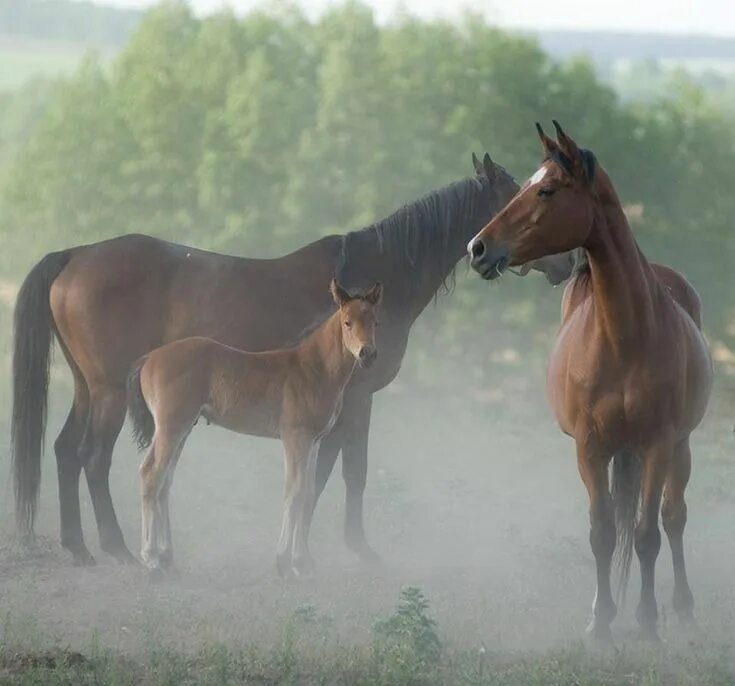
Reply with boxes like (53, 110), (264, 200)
(330, 278), (351, 305)
(536, 122), (559, 157)
(364, 281), (383, 306)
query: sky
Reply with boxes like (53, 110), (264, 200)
(97, 0), (735, 37)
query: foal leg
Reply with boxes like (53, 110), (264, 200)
(662, 437), (695, 624)
(577, 440), (616, 643)
(158, 439), (187, 571)
(277, 429), (314, 577)
(341, 395), (380, 563)
(81, 387), (136, 564)
(292, 440), (321, 575)
(635, 435), (673, 641)
(139, 431), (179, 573)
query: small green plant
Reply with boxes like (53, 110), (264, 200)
(371, 586), (442, 684)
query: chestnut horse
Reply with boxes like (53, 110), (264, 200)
(127, 280), (381, 577)
(12, 153), (578, 566)
(468, 122), (712, 642)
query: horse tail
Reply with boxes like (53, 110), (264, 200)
(127, 359), (154, 451)
(11, 249), (73, 537)
(611, 450), (642, 604)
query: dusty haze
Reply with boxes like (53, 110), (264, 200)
(1, 303), (734, 655)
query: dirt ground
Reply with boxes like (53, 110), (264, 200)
(1, 371), (734, 656)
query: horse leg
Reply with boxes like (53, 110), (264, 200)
(277, 429), (313, 577)
(635, 436), (672, 641)
(576, 440), (616, 643)
(312, 425), (343, 511)
(81, 388), (135, 564)
(341, 395), (379, 563)
(662, 437), (695, 624)
(55, 400), (95, 565)
(54, 348), (94, 565)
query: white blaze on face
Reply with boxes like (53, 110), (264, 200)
(528, 165), (548, 186)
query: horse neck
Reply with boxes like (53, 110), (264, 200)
(301, 312), (356, 389)
(343, 178), (491, 322)
(584, 172), (661, 351)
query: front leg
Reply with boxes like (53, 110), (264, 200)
(278, 428), (318, 578)
(340, 394), (379, 563)
(576, 437), (617, 643)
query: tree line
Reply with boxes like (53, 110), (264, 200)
(0, 0), (733, 384)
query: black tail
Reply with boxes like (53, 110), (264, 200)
(611, 450), (642, 604)
(11, 249), (73, 537)
(127, 359), (154, 451)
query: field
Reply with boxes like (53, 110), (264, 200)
(0, 36), (106, 91)
(1, 334), (734, 683)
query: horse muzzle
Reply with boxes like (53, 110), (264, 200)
(468, 237), (510, 281)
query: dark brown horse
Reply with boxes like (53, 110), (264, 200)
(468, 123), (712, 642)
(128, 280), (382, 577)
(12, 153), (575, 566)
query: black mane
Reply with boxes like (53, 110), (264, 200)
(337, 173), (497, 297)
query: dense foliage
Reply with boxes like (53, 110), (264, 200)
(0, 0), (733, 384)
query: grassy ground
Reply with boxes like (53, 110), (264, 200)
(1, 587), (734, 685)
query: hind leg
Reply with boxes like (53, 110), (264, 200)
(662, 437), (695, 623)
(54, 346), (94, 565)
(634, 434), (673, 641)
(55, 399), (94, 566)
(81, 387), (135, 564)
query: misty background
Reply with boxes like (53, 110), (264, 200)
(1, 0), (735, 675)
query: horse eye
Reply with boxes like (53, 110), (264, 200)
(345, 321), (352, 328)
(538, 187), (556, 198)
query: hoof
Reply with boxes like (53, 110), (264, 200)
(349, 542), (382, 566)
(103, 542), (137, 566)
(585, 620), (613, 648)
(145, 564), (165, 584)
(72, 550), (97, 567)
(637, 626), (662, 643)
(276, 553), (292, 579)
(292, 554), (315, 577)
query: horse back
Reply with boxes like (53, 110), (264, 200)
(49, 233), (340, 387)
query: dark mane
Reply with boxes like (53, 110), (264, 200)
(337, 174), (496, 297)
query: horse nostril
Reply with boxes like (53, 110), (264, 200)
(360, 347), (376, 362)
(470, 239), (485, 259)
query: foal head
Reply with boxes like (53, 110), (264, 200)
(329, 279), (383, 368)
(468, 121), (598, 280)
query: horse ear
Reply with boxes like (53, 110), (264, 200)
(482, 152), (498, 181)
(552, 120), (595, 183)
(536, 122), (559, 157)
(365, 281), (383, 306)
(472, 152), (483, 176)
(330, 278), (351, 305)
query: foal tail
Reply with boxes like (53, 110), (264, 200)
(11, 249), (73, 538)
(611, 450), (642, 604)
(127, 359), (154, 451)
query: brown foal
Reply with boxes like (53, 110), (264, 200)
(468, 122), (712, 642)
(126, 280), (382, 577)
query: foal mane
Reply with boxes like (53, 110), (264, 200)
(337, 173), (498, 297)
